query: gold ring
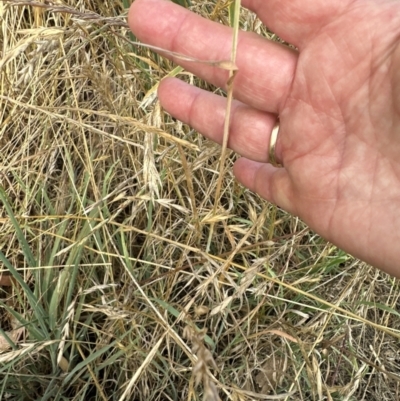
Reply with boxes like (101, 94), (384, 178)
(269, 119), (282, 167)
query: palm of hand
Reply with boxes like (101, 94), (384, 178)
(276, 4), (400, 271)
(130, 0), (400, 274)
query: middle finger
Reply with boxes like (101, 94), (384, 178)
(158, 78), (277, 163)
(129, 0), (298, 114)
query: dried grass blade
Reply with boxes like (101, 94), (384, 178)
(127, 41), (238, 72)
(119, 337), (165, 401)
(207, 0), (241, 251)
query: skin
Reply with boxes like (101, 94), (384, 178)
(129, 0), (400, 277)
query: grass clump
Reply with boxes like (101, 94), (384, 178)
(0, 1), (399, 400)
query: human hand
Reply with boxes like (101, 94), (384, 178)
(129, 0), (400, 276)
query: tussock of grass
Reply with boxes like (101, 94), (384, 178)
(0, 1), (399, 400)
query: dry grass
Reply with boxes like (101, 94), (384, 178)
(0, 0), (400, 400)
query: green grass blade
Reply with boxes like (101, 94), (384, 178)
(0, 250), (48, 338)
(0, 328), (17, 350)
(48, 268), (70, 331)
(63, 329), (131, 385)
(0, 186), (37, 267)
(172, 0), (192, 6)
(0, 298), (44, 340)
(153, 298), (215, 348)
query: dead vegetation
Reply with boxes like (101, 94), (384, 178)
(0, 0), (399, 400)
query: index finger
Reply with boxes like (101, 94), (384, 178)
(128, 0), (297, 114)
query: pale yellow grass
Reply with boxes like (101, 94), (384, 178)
(0, 1), (399, 400)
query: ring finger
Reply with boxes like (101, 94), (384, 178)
(158, 78), (279, 163)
